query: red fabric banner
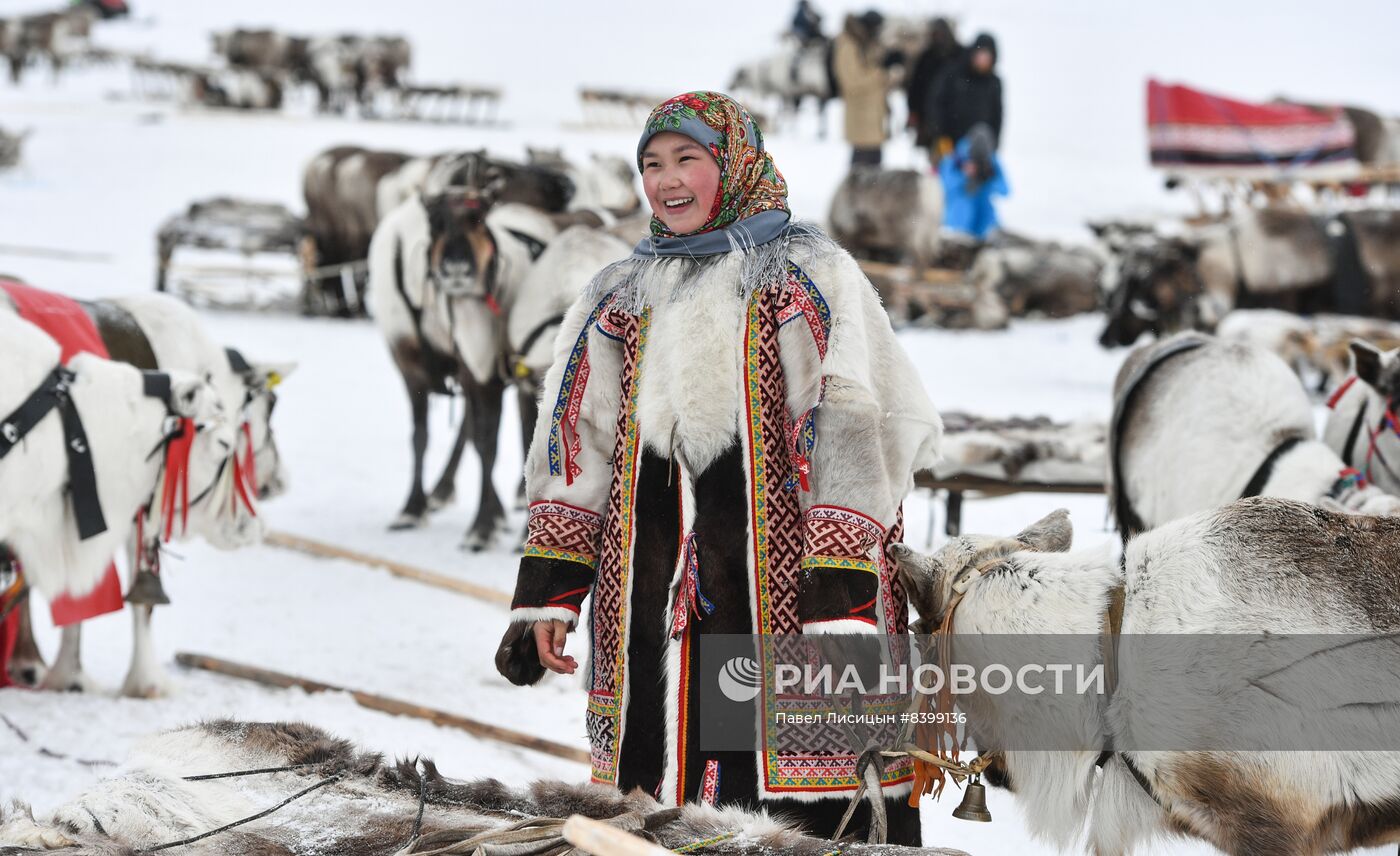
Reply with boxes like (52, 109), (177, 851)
(1147, 79), (1356, 173)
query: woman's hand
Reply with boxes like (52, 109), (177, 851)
(534, 620), (578, 675)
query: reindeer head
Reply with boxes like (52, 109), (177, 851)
(421, 151), (508, 296)
(164, 371), (262, 550)
(231, 356), (295, 501)
(1349, 339), (1400, 404)
(889, 509), (1073, 635)
(1096, 226), (1205, 349)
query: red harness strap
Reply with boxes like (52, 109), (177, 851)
(1327, 375), (1359, 409)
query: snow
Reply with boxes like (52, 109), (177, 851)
(2, 1), (1398, 854)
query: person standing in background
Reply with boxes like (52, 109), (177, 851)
(906, 17), (961, 151)
(926, 31), (1002, 165)
(789, 0), (824, 46)
(832, 11), (889, 167)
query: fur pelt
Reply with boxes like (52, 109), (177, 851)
(1111, 333), (1400, 535)
(933, 412), (1104, 484)
(892, 502), (1400, 855)
(0, 720), (968, 856)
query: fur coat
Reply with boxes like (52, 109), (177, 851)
(508, 229), (942, 809)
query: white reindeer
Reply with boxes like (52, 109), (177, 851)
(1, 314), (236, 686)
(891, 502), (1400, 855)
(6, 292), (291, 696)
(1110, 332), (1400, 540)
(1322, 340), (1400, 500)
(367, 154), (558, 547)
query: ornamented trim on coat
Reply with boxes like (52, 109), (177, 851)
(779, 262), (830, 491)
(804, 505), (884, 559)
(524, 500), (603, 569)
(800, 556), (880, 575)
(777, 261), (831, 358)
(586, 691), (619, 783)
(588, 309), (649, 787)
(549, 294), (612, 485)
(700, 759), (721, 805)
(595, 299), (627, 342)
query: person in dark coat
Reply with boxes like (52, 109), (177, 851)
(924, 31), (1002, 164)
(905, 17), (960, 147)
(790, 0), (824, 46)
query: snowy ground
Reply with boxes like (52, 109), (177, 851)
(2, 1), (1399, 854)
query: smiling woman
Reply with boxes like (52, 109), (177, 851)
(496, 90), (942, 847)
(641, 133), (721, 235)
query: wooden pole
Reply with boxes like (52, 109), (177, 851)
(262, 530), (512, 607)
(561, 816), (674, 856)
(176, 652), (590, 766)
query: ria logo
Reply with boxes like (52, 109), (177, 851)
(717, 656), (762, 702)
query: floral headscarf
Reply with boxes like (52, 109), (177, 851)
(636, 91), (789, 238)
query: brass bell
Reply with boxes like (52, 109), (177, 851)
(125, 569), (171, 606)
(952, 774), (993, 822)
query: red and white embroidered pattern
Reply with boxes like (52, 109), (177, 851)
(700, 759), (721, 805)
(804, 505), (884, 559)
(749, 290), (804, 635)
(524, 501), (603, 567)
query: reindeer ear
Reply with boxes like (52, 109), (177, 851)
(251, 360), (297, 389)
(1014, 508), (1073, 553)
(1351, 340), (1384, 386)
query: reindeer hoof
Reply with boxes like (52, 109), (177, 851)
(389, 512), (427, 531)
(8, 660), (45, 688)
(460, 531), (494, 552)
(121, 680), (167, 700)
(427, 490), (455, 512)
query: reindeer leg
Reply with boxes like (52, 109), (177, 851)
(428, 383), (473, 511)
(515, 385), (539, 512)
(120, 604), (166, 699)
(8, 598), (47, 687)
(391, 353), (432, 530)
(461, 377), (506, 552)
(40, 623), (97, 693)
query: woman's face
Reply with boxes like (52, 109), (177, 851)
(641, 131), (721, 234)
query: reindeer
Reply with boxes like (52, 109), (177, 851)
(828, 168), (943, 318)
(524, 147), (641, 216)
(1, 314), (237, 690)
(729, 36), (835, 136)
(891, 501), (1400, 856)
(508, 225), (631, 400)
(1322, 340), (1400, 501)
(1096, 207), (1400, 349)
(367, 152), (558, 549)
(2, 290), (290, 696)
(1110, 333), (1400, 541)
(303, 146), (576, 317)
(0, 720), (966, 855)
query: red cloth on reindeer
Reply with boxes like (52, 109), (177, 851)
(1147, 79), (1357, 175)
(0, 278), (126, 628)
